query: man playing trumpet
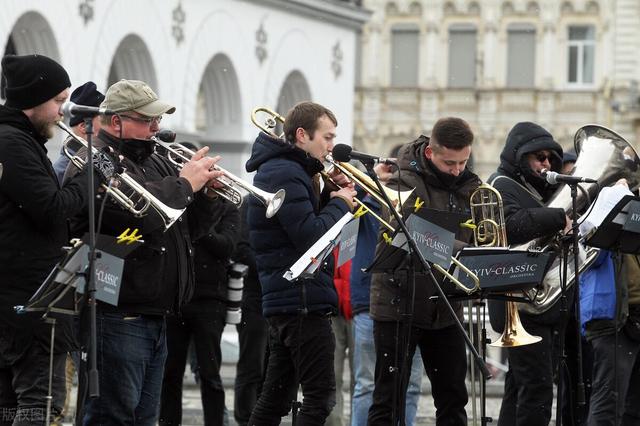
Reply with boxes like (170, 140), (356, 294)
(64, 79), (227, 426)
(246, 101), (356, 425)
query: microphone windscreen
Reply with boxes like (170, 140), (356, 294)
(332, 144), (353, 162)
(156, 129), (176, 143)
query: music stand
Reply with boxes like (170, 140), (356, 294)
(447, 247), (552, 426)
(584, 195), (640, 253)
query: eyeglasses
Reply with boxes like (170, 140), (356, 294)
(121, 115), (162, 125)
(534, 153), (552, 163)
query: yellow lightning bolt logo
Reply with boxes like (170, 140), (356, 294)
(413, 197), (424, 212)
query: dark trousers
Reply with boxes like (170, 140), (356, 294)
(248, 314), (336, 426)
(160, 300), (226, 426)
(586, 331), (640, 425)
(498, 319), (555, 426)
(368, 321), (468, 426)
(234, 308), (269, 426)
(0, 344), (66, 426)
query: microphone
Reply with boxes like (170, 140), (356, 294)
(541, 169), (598, 185)
(60, 101), (116, 118)
(332, 144), (395, 165)
(155, 129), (176, 143)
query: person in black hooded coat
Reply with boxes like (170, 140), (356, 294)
(488, 122), (570, 426)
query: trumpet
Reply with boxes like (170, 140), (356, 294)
(57, 122), (185, 230)
(152, 139), (286, 218)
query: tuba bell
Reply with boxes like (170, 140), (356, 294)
(517, 124), (640, 315)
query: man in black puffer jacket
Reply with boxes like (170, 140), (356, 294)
(246, 101), (356, 425)
(488, 122), (570, 426)
(0, 54), (110, 425)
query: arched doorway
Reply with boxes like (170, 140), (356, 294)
(106, 34), (158, 91)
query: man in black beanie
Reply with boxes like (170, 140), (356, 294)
(53, 81), (105, 183)
(0, 54), (115, 426)
(488, 121), (571, 426)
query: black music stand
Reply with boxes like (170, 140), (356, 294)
(584, 194), (640, 253)
(448, 247), (552, 426)
(15, 241), (85, 426)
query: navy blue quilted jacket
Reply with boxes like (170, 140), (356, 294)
(245, 133), (351, 317)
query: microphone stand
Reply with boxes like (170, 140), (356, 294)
(360, 159), (491, 424)
(555, 182), (585, 426)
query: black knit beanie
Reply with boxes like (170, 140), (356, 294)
(1, 54), (71, 110)
(69, 81), (105, 127)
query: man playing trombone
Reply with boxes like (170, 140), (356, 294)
(246, 101), (356, 425)
(64, 79), (227, 426)
(368, 117), (481, 425)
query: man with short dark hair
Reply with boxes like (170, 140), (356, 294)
(246, 101), (356, 425)
(0, 54), (109, 425)
(66, 79), (227, 426)
(368, 117), (481, 425)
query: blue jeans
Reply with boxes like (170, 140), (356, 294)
(351, 312), (422, 426)
(82, 312), (167, 426)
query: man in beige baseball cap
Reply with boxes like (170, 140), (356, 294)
(69, 78), (227, 425)
(101, 79), (176, 116)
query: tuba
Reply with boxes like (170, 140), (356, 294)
(470, 184), (542, 347)
(518, 124), (640, 315)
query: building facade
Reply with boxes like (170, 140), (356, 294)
(0, 0), (368, 177)
(354, 0), (640, 179)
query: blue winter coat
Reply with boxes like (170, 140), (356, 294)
(580, 250), (616, 336)
(245, 133), (352, 317)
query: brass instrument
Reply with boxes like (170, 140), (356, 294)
(57, 122), (185, 230)
(250, 106), (480, 294)
(517, 124), (640, 315)
(470, 184), (542, 347)
(152, 139), (286, 218)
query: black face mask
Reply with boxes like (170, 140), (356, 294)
(116, 137), (155, 163)
(426, 157), (464, 188)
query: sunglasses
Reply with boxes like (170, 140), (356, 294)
(121, 115), (162, 125)
(534, 153), (552, 163)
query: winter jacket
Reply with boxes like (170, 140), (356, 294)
(488, 122), (567, 329)
(369, 135), (482, 329)
(67, 129), (224, 315)
(192, 201), (240, 301)
(245, 132), (352, 317)
(350, 194), (382, 314)
(232, 202), (262, 315)
(0, 105), (96, 358)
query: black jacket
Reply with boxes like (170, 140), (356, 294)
(489, 122), (566, 244)
(488, 122), (567, 328)
(232, 202), (262, 314)
(370, 136), (482, 329)
(0, 105), (96, 358)
(245, 133), (352, 317)
(67, 129), (224, 315)
(192, 201), (240, 301)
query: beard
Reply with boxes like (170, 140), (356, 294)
(32, 116), (57, 139)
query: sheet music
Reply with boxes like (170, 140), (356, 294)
(580, 184), (633, 236)
(283, 212), (354, 281)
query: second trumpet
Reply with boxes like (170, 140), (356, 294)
(153, 139), (286, 218)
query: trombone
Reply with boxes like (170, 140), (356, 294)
(469, 184), (542, 347)
(57, 122), (185, 230)
(151, 138), (286, 218)
(251, 106), (479, 295)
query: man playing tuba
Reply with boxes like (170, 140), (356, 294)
(488, 122), (571, 426)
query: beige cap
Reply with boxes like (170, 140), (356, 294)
(101, 79), (175, 116)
